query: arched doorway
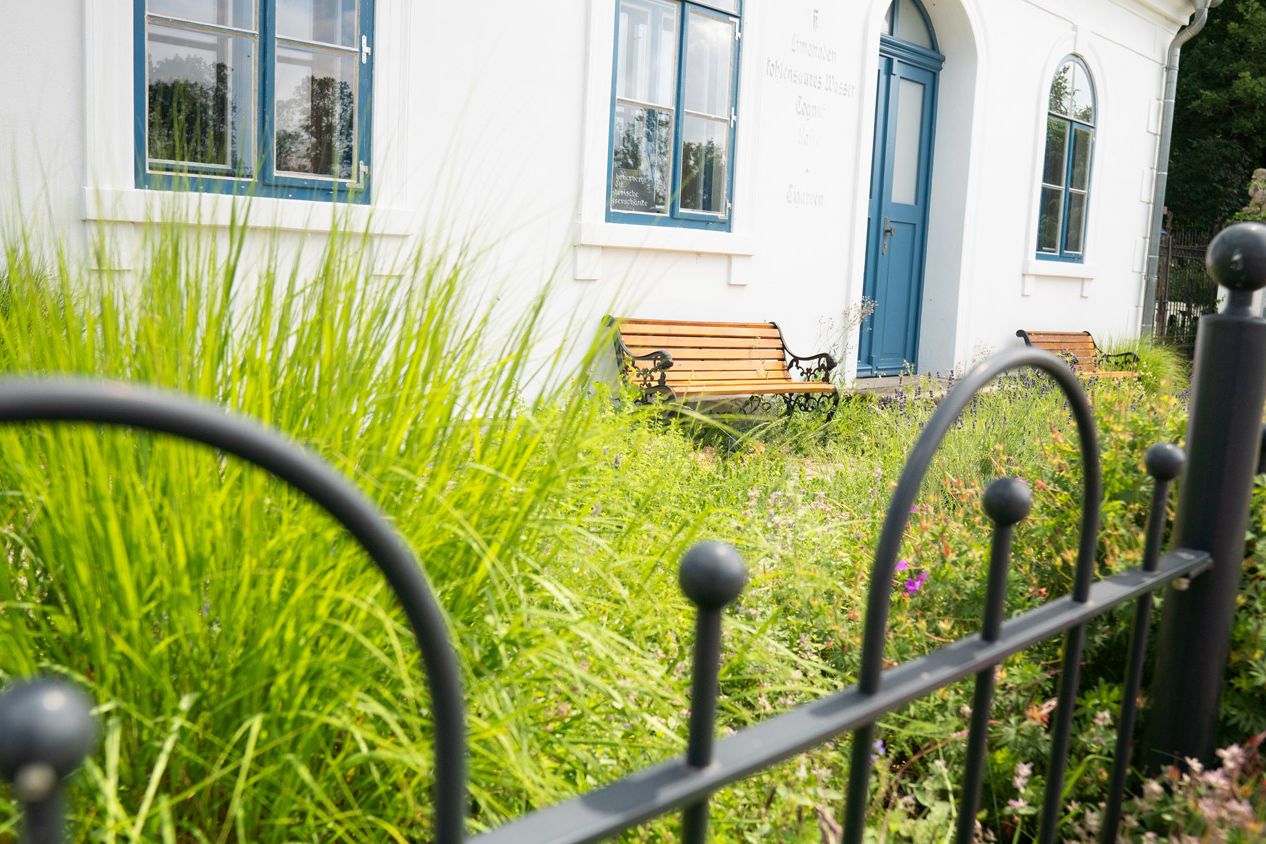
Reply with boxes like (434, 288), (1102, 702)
(857, 0), (944, 377)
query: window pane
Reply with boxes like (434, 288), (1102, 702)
(696, 0), (739, 13)
(146, 22), (254, 171)
(1064, 192), (1087, 253)
(149, 0), (255, 30)
(683, 11), (735, 118)
(611, 103), (673, 214)
(1037, 187), (1063, 252)
(890, 77), (924, 205)
(680, 116), (729, 215)
(275, 46), (357, 179)
(1070, 127), (1092, 190)
(616, 0), (678, 108)
(894, 0), (933, 49)
(1068, 61), (1094, 123)
(1049, 61), (1072, 116)
(1043, 118), (1068, 187)
(277, 0), (358, 48)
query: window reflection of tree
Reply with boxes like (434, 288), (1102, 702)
(681, 138), (723, 212)
(1049, 62), (1093, 123)
(148, 56), (230, 166)
(276, 74), (354, 179)
(614, 109), (670, 211)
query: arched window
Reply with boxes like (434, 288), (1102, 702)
(883, 0), (936, 52)
(1037, 56), (1095, 260)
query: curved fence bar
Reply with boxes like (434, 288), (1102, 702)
(843, 347), (1102, 844)
(0, 379), (469, 844)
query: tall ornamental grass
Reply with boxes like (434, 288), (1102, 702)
(0, 220), (732, 840)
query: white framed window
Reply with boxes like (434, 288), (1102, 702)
(134, 0), (375, 202)
(607, 0), (742, 231)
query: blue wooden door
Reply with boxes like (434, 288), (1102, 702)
(858, 54), (939, 377)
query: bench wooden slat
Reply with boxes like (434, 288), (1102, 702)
(621, 334), (786, 350)
(663, 358), (790, 374)
(628, 347), (791, 361)
(673, 382), (837, 396)
(617, 317), (778, 328)
(618, 322), (782, 339)
(666, 372), (792, 385)
(667, 367), (790, 378)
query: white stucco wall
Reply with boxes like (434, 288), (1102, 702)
(0, 0), (1196, 381)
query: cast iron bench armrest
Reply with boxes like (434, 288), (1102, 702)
(614, 332), (674, 391)
(1099, 350), (1140, 368)
(785, 351), (837, 382)
(776, 321), (837, 383)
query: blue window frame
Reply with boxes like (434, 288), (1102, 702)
(1036, 55), (1095, 261)
(607, 0), (742, 231)
(134, 0), (375, 203)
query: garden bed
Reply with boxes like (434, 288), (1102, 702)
(0, 228), (1261, 841)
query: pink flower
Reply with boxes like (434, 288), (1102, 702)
(896, 560), (911, 572)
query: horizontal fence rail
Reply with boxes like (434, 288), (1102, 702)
(0, 221), (1263, 842)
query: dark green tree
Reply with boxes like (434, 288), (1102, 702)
(1167, 0), (1266, 228)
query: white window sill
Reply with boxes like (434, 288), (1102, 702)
(1023, 258), (1097, 280)
(576, 220), (755, 256)
(82, 188), (416, 238)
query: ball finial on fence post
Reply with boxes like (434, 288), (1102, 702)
(0, 678), (97, 844)
(1145, 442), (1186, 482)
(678, 541), (746, 844)
(1206, 222), (1266, 313)
(679, 541), (747, 612)
(981, 477), (1032, 527)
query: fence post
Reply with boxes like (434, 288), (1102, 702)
(1144, 221), (1266, 768)
(678, 541), (747, 844)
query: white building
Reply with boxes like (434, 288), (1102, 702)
(1, 0), (1204, 380)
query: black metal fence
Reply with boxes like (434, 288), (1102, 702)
(1, 222), (1266, 844)
(1154, 223), (1220, 355)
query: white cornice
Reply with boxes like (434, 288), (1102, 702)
(1118, 0), (1196, 28)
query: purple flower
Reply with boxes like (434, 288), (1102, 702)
(904, 572), (930, 596)
(895, 560), (910, 572)
(870, 739), (886, 762)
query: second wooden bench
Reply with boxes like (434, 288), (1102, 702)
(1015, 330), (1140, 379)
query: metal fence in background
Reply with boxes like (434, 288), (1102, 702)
(1, 223), (1266, 844)
(1154, 222), (1220, 356)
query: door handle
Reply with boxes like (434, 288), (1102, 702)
(882, 217), (895, 256)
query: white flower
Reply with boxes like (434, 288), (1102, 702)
(1013, 761), (1033, 791)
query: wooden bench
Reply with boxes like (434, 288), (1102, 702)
(1015, 330), (1140, 379)
(608, 317), (839, 414)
